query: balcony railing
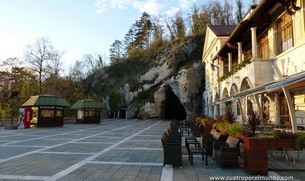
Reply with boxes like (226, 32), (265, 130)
(217, 58), (273, 86)
(218, 58), (251, 82)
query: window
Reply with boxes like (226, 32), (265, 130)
(259, 32), (269, 58)
(85, 110), (95, 116)
(40, 109), (54, 117)
(77, 110), (84, 119)
(55, 110), (62, 117)
(278, 13), (293, 53)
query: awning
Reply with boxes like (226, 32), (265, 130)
(21, 94), (71, 107)
(265, 72), (305, 92)
(218, 71), (305, 103)
(71, 99), (103, 109)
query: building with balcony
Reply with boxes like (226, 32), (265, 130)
(202, 0), (305, 132)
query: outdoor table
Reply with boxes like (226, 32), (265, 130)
(186, 139), (201, 149)
(188, 147), (208, 166)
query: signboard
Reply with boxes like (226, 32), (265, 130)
(18, 108), (31, 129)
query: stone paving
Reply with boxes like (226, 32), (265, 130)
(0, 119), (303, 181)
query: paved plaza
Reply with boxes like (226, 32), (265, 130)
(0, 119), (303, 181)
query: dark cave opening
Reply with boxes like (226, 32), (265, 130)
(162, 88), (186, 120)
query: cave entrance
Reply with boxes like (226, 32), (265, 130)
(162, 88), (186, 120)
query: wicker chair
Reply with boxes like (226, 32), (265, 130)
(202, 130), (228, 155)
(213, 136), (240, 167)
(161, 135), (182, 166)
(163, 130), (181, 144)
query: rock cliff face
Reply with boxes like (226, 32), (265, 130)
(151, 62), (205, 119)
(121, 36), (205, 120)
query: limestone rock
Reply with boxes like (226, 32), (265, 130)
(168, 62), (205, 115)
(137, 102), (159, 119)
(109, 36), (204, 119)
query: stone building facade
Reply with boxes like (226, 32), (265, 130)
(202, 0), (305, 132)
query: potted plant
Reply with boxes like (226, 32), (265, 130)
(227, 122), (244, 137)
(224, 108), (236, 124)
(188, 113), (203, 123)
(214, 120), (230, 135)
(267, 129), (295, 148)
(244, 110), (261, 137)
(189, 114), (204, 137)
(201, 115), (215, 132)
(295, 132), (305, 150)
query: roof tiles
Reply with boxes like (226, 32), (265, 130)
(208, 25), (236, 36)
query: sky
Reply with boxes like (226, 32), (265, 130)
(0, 0), (206, 69)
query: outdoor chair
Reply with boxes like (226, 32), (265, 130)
(191, 123), (203, 137)
(213, 136), (240, 167)
(163, 131), (181, 144)
(161, 136), (182, 166)
(167, 128), (182, 140)
(202, 130), (228, 155)
(170, 121), (179, 132)
(179, 120), (190, 135)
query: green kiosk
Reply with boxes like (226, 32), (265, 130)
(21, 94), (71, 127)
(71, 99), (103, 124)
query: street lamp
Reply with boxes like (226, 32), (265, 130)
(10, 91), (19, 125)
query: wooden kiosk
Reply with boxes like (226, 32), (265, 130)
(21, 94), (71, 127)
(71, 99), (103, 124)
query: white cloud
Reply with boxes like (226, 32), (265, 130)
(95, 0), (197, 16)
(179, 0), (196, 9)
(132, 0), (162, 15)
(165, 0), (197, 16)
(95, 0), (132, 14)
(95, 0), (109, 14)
(111, 0), (132, 9)
(164, 6), (181, 16)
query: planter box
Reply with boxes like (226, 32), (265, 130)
(203, 122), (213, 133)
(241, 136), (296, 175)
(267, 138), (294, 149)
(243, 137), (268, 175)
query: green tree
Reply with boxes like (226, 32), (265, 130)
(236, 0), (244, 23)
(165, 19), (176, 41)
(190, 4), (201, 35)
(210, 1), (226, 25)
(0, 57), (39, 119)
(224, 0), (235, 25)
(134, 12), (153, 49)
(173, 11), (186, 39)
(124, 26), (136, 52)
(109, 91), (121, 118)
(110, 40), (125, 63)
(149, 16), (165, 54)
